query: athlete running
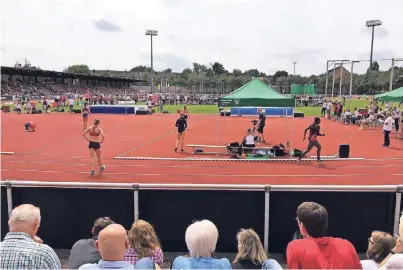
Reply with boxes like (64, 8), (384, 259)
(298, 117), (326, 164)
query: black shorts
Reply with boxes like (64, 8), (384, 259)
(89, 141), (101, 150)
(178, 129), (185, 134)
(257, 126), (264, 133)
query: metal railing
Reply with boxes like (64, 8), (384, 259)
(1, 180), (402, 252)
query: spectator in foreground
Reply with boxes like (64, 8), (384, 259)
(0, 204), (61, 269)
(124, 220), (163, 268)
(286, 202), (362, 269)
(68, 217), (114, 269)
(172, 220), (231, 269)
(379, 213), (403, 269)
(232, 229), (282, 269)
(79, 224), (157, 269)
(361, 231), (395, 269)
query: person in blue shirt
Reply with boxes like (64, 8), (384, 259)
(172, 220), (231, 269)
(79, 224), (156, 270)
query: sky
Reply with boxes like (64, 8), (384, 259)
(1, 0), (402, 76)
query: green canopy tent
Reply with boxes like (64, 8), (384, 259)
(216, 78), (296, 152)
(374, 87), (403, 103)
(218, 78), (295, 107)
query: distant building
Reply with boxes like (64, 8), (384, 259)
(328, 66), (350, 79)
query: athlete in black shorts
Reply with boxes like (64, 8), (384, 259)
(298, 117), (325, 164)
(82, 119), (106, 175)
(257, 112), (266, 143)
(175, 113), (187, 152)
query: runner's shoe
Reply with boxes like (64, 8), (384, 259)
(90, 170), (95, 176)
(100, 165), (106, 172)
(297, 157), (302, 165)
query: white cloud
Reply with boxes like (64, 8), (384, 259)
(1, 0), (402, 75)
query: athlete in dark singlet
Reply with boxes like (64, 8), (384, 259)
(82, 102), (91, 130)
(298, 117), (325, 164)
(175, 113), (187, 152)
(82, 119), (106, 175)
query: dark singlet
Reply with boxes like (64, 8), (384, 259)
(176, 118), (187, 133)
(308, 124), (320, 141)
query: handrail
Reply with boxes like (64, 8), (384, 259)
(0, 180), (399, 192)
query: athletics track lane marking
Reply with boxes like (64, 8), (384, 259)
(2, 168), (403, 178)
(3, 159), (403, 170)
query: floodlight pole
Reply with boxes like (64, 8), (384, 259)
(325, 61), (329, 97)
(293, 62), (297, 76)
(366, 20), (382, 68)
(146, 30), (158, 94)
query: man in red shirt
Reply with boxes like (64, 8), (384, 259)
(286, 202), (362, 269)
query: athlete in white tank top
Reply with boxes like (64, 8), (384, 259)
(245, 135), (255, 145)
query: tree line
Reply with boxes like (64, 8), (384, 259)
(65, 62), (403, 94)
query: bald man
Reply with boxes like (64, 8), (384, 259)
(79, 224), (157, 269)
(0, 204), (61, 269)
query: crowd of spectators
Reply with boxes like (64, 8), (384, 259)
(320, 98), (403, 142)
(1, 202), (402, 269)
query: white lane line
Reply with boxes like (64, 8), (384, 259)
(113, 156), (366, 162)
(3, 168), (403, 178)
(3, 159), (403, 169)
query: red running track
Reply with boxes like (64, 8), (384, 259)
(1, 112), (403, 185)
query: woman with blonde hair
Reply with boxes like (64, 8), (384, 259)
(124, 220), (163, 268)
(380, 213), (403, 269)
(361, 231), (395, 269)
(233, 229), (282, 269)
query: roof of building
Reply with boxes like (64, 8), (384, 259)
(1, 66), (143, 83)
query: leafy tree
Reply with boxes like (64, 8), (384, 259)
(233, 69), (242, 77)
(206, 68), (214, 78)
(368, 61), (380, 72)
(200, 65), (208, 72)
(245, 69), (260, 77)
(131, 65), (152, 72)
(65, 65), (91, 74)
(272, 70), (289, 82)
(182, 68), (192, 74)
(161, 68), (172, 73)
(193, 63), (201, 75)
(212, 62), (226, 75)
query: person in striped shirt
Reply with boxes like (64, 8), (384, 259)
(0, 204), (61, 269)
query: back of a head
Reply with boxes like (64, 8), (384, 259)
(297, 202), (328, 238)
(366, 231), (395, 263)
(9, 204), (41, 232)
(234, 229), (268, 265)
(185, 220), (218, 258)
(128, 219), (160, 258)
(93, 217), (114, 239)
(97, 224), (128, 261)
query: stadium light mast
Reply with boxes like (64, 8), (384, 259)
(293, 61), (297, 75)
(146, 29), (158, 93)
(366, 20), (382, 69)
